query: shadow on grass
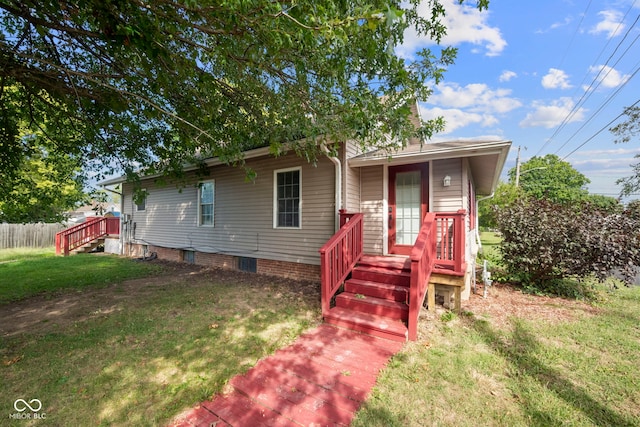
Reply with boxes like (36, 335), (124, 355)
(473, 319), (637, 427)
(0, 275), (320, 426)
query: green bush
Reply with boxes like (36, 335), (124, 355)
(495, 197), (640, 293)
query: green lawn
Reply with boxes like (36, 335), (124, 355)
(352, 286), (640, 426)
(2, 247), (639, 426)
(479, 230), (502, 262)
(0, 247), (161, 303)
(0, 249), (320, 425)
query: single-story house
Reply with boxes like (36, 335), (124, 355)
(80, 109), (511, 341)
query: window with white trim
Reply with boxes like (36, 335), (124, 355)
(274, 167), (301, 228)
(199, 180), (215, 226)
(135, 189), (147, 212)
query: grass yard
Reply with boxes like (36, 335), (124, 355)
(0, 247), (161, 303)
(2, 247), (640, 426)
(478, 230), (502, 262)
(351, 286), (640, 426)
(0, 250), (320, 425)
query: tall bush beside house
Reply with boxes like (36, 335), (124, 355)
(495, 197), (640, 293)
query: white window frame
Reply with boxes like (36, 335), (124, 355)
(135, 189), (147, 212)
(198, 180), (215, 227)
(273, 166), (302, 229)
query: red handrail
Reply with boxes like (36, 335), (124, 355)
(408, 212), (437, 341)
(55, 217), (120, 256)
(319, 213), (364, 317)
(434, 210), (466, 275)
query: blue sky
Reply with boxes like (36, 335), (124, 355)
(399, 0), (640, 201)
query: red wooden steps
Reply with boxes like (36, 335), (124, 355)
(324, 255), (411, 342)
(336, 292), (408, 318)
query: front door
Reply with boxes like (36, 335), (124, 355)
(388, 163), (429, 255)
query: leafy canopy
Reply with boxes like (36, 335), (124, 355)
(509, 154), (590, 204)
(0, 85), (87, 223)
(0, 0), (489, 184)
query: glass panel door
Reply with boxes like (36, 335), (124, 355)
(395, 171), (421, 245)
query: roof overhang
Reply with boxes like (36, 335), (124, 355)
(349, 139), (512, 195)
(98, 145), (275, 187)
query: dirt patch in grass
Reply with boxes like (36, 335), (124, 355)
(461, 282), (602, 329)
(0, 259), (319, 338)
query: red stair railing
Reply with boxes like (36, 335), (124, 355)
(434, 210), (466, 275)
(55, 217), (120, 256)
(319, 212), (364, 317)
(408, 212), (437, 341)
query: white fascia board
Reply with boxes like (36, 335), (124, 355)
(348, 140), (512, 168)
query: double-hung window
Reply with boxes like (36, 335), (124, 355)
(135, 189), (147, 212)
(274, 167), (301, 228)
(199, 181), (215, 226)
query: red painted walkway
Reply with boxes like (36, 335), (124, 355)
(169, 324), (404, 426)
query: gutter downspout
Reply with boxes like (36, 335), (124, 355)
(321, 144), (342, 232)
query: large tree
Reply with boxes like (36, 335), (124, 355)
(0, 143), (86, 223)
(0, 84), (88, 223)
(0, 0), (488, 185)
(509, 154), (591, 205)
(610, 105), (640, 198)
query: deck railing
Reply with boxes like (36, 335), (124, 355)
(408, 212), (437, 340)
(434, 210), (466, 275)
(319, 212), (364, 317)
(55, 217), (120, 256)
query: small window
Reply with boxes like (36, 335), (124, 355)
(274, 167), (301, 228)
(237, 257), (257, 273)
(199, 181), (215, 226)
(135, 189), (147, 212)
(183, 250), (195, 264)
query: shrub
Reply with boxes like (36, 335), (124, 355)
(495, 197), (640, 291)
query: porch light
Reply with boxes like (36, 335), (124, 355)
(443, 175), (451, 187)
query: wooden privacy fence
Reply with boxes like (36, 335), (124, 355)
(0, 223), (65, 249)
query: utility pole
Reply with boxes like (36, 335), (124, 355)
(515, 145), (521, 187)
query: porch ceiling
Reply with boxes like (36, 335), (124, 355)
(348, 139), (512, 195)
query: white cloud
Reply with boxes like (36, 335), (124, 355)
(499, 70), (517, 82)
(420, 82), (521, 133)
(427, 82), (522, 114)
(536, 16), (573, 34)
(519, 97), (586, 128)
(586, 65), (630, 89)
(575, 147), (640, 156)
(541, 68), (572, 89)
(589, 10), (625, 38)
(397, 0), (506, 59)
(419, 107), (497, 134)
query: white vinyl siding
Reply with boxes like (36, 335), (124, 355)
(122, 153), (334, 265)
(432, 158), (463, 213)
(199, 180), (214, 227)
(360, 165), (384, 254)
(274, 167), (301, 229)
(343, 140), (362, 213)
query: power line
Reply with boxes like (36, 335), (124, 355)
(554, 62), (640, 156)
(535, 6), (640, 157)
(561, 98), (640, 160)
(555, 0), (593, 70)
